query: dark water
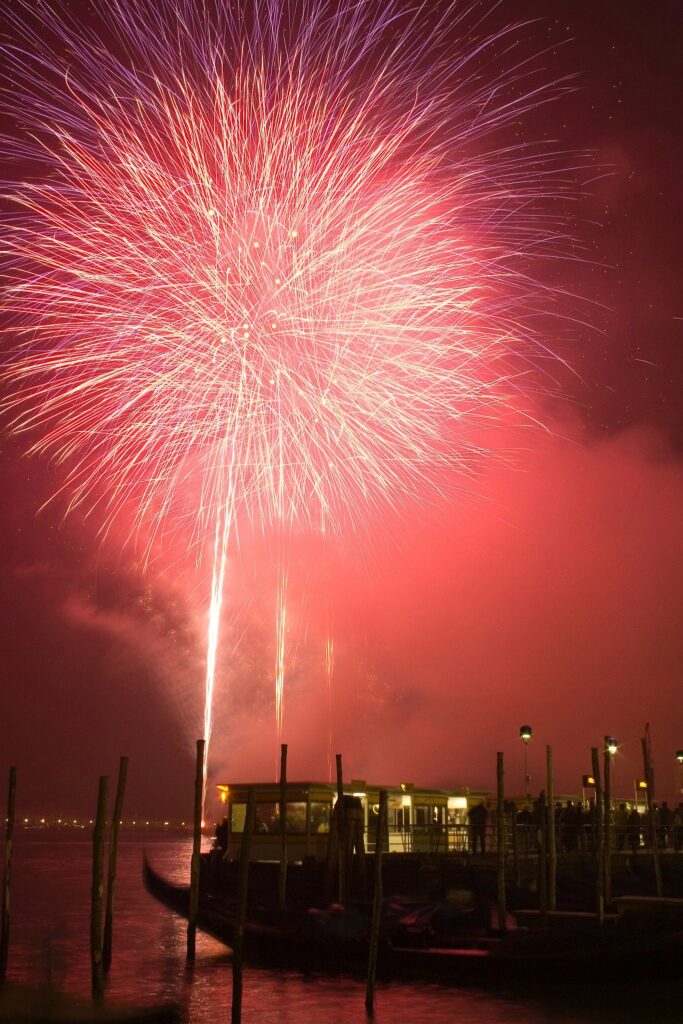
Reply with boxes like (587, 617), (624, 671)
(5, 832), (680, 1023)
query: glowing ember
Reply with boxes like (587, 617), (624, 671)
(325, 635), (335, 782)
(275, 564), (288, 739)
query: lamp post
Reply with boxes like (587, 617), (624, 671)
(606, 737), (618, 806)
(520, 725), (532, 800)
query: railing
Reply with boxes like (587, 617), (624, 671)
(364, 822), (683, 856)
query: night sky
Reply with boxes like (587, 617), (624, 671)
(1, 1), (682, 820)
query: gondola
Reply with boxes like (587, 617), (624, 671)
(143, 856), (683, 985)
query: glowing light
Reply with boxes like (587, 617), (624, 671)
(202, 497), (233, 794)
(325, 635), (334, 782)
(274, 565), (288, 738)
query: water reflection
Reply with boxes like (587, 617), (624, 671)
(5, 833), (679, 1023)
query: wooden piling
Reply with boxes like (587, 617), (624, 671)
(0, 766), (17, 983)
(231, 787), (255, 1024)
(365, 789), (387, 1015)
(496, 753), (507, 932)
(546, 745), (556, 912)
(603, 737), (612, 906)
(591, 748), (604, 925)
(103, 755), (128, 974)
(641, 734), (663, 897)
(335, 753), (346, 904)
(537, 791), (547, 921)
(511, 799), (520, 888)
(278, 743), (288, 912)
(91, 775), (108, 1000)
(187, 738), (205, 966)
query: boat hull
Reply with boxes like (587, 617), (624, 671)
(143, 857), (683, 985)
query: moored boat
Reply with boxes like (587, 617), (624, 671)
(143, 856), (683, 984)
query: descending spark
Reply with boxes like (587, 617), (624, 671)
(1, 0), (578, 791)
(274, 564), (288, 739)
(325, 635), (335, 783)
(203, 499), (233, 793)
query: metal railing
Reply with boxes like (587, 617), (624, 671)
(364, 822), (683, 856)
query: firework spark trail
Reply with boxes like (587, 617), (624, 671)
(1, 0), (579, 790)
(203, 500), (233, 793)
(325, 635), (334, 783)
(274, 563), (288, 739)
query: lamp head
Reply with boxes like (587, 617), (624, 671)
(519, 724), (532, 745)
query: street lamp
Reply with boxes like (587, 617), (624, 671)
(676, 750), (683, 793)
(606, 737), (618, 805)
(520, 725), (532, 799)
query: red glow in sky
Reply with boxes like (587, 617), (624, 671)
(1, 1), (682, 818)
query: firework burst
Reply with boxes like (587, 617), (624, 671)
(2, 0), (577, 775)
(2, 0), (573, 537)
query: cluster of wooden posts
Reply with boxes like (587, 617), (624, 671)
(91, 757), (130, 997)
(192, 740), (388, 1022)
(495, 726), (663, 933)
(0, 755), (130, 1000)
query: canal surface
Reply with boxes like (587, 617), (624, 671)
(5, 831), (680, 1023)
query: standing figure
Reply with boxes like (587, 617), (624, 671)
(468, 801), (488, 855)
(627, 807), (641, 854)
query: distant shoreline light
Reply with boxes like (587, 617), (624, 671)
(14, 817), (196, 830)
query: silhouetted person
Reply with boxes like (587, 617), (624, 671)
(575, 801), (586, 852)
(627, 807), (641, 854)
(561, 800), (579, 853)
(532, 791), (547, 854)
(660, 801), (674, 848)
(468, 801), (488, 854)
(614, 802), (629, 852)
(214, 816), (229, 852)
(517, 804), (533, 855)
(673, 804), (683, 852)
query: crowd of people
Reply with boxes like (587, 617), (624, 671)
(465, 795), (683, 855)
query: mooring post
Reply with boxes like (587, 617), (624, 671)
(187, 738), (205, 965)
(641, 734), (663, 896)
(278, 743), (288, 912)
(538, 790), (547, 922)
(511, 794), (520, 888)
(232, 786), (255, 1024)
(591, 747), (605, 925)
(103, 755), (128, 974)
(0, 766), (17, 983)
(546, 745), (556, 912)
(365, 789), (387, 1015)
(335, 753), (346, 904)
(603, 737), (613, 906)
(496, 752), (507, 932)
(91, 775), (108, 1000)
